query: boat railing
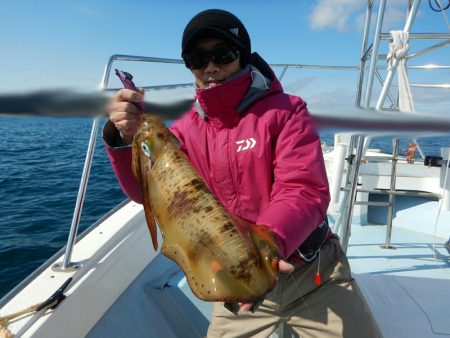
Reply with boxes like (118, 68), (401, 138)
(60, 55), (369, 269)
(60, 43), (450, 268)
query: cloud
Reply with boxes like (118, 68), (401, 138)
(309, 0), (364, 31)
(309, 0), (413, 32)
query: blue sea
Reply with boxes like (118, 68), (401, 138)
(1, 117), (449, 299)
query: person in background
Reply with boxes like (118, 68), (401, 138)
(103, 9), (381, 338)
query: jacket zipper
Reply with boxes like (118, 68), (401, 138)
(227, 129), (244, 218)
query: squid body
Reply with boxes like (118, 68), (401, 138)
(132, 116), (280, 303)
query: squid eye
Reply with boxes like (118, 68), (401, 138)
(141, 142), (152, 158)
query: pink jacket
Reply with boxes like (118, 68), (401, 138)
(103, 53), (330, 259)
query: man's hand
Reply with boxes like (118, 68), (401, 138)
(107, 88), (144, 145)
(239, 259), (294, 312)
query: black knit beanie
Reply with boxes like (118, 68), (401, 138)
(181, 9), (251, 66)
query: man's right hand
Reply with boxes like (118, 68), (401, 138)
(107, 88), (145, 146)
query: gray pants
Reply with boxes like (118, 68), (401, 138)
(207, 238), (382, 338)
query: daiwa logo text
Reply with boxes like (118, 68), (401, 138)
(236, 138), (256, 152)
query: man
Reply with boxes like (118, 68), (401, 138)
(103, 9), (381, 338)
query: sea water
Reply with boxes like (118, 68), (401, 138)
(1, 117), (449, 299)
(0, 117), (125, 299)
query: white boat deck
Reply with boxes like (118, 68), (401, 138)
(86, 204), (450, 338)
(86, 255), (210, 338)
(346, 222), (450, 338)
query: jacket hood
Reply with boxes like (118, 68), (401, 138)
(194, 52), (283, 127)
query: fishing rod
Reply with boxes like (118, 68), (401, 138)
(0, 89), (194, 120)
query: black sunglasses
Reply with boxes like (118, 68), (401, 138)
(183, 46), (240, 69)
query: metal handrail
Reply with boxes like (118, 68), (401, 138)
(341, 135), (366, 252)
(61, 117), (100, 269)
(380, 33), (450, 39)
(384, 139), (399, 249)
(343, 188), (442, 199)
(356, 1), (374, 107)
(103, 83), (194, 92)
(410, 83), (450, 88)
(61, 55), (187, 269)
(270, 64), (358, 70)
(364, 0), (387, 109)
(407, 39), (450, 59)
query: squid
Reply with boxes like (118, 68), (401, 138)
(132, 116), (280, 303)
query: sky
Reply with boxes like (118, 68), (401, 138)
(0, 0), (449, 113)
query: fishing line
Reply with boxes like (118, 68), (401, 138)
(431, 145), (450, 275)
(288, 272), (314, 320)
(393, 277), (438, 334)
(429, 0), (450, 274)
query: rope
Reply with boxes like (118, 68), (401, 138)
(387, 31), (416, 114)
(0, 325), (13, 338)
(0, 305), (38, 338)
